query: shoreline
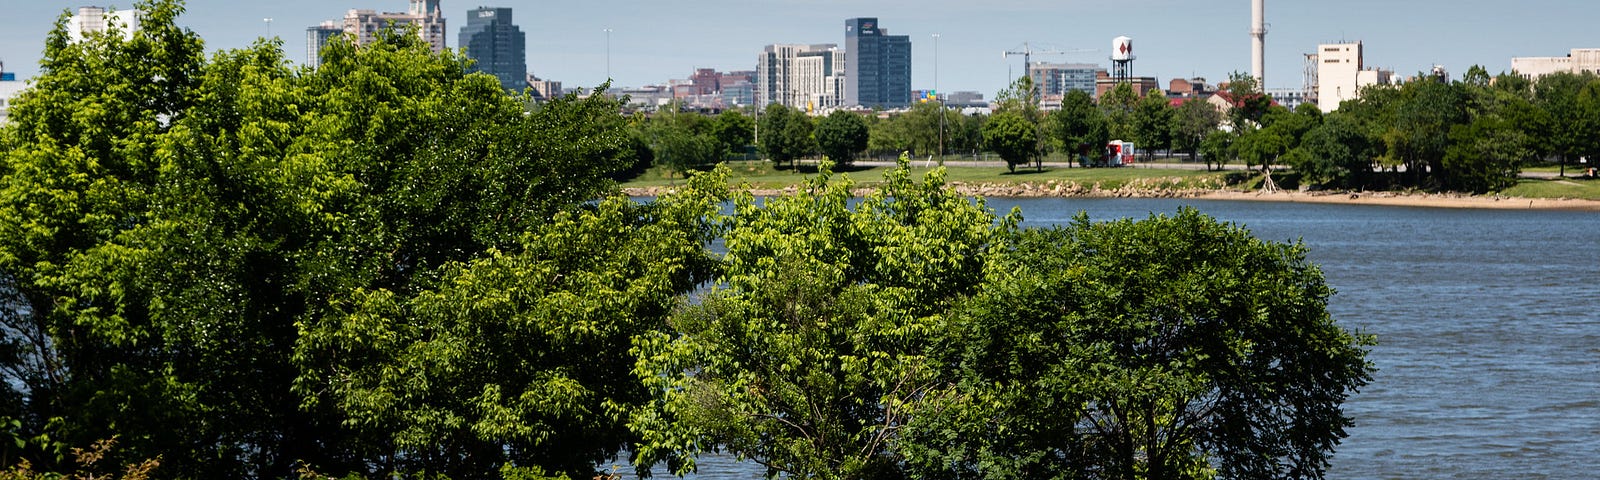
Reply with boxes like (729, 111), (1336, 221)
(621, 183), (1600, 211)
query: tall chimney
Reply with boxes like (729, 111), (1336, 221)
(1251, 0), (1266, 90)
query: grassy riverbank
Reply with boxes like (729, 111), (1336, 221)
(622, 160), (1600, 206)
(624, 160), (1229, 192)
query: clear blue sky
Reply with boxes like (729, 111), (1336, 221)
(3, 0), (1598, 97)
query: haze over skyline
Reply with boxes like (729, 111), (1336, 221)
(3, 0), (1598, 98)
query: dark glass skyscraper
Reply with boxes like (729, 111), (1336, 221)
(843, 17), (911, 109)
(459, 7), (527, 91)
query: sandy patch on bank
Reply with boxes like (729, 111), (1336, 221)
(1196, 190), (1600, 211)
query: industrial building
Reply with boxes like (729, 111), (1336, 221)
(459, 7), (527, 92)
(1314, 41), (1392, 112)
(843, 18), (912, 109)
(1511, 48), (1600, 80)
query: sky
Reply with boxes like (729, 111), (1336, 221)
(3, 0), (1599, 98)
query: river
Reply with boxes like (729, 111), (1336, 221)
(619, 198), (1600, 479)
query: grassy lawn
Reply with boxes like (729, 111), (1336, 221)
(1501, 177), (1600, 200)
(1522, 163), (1597, 174)
(622, 160), (1230, 191)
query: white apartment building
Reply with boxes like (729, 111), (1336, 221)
(757, 44), (846, 113)
(1315, 42), (1392, 112)
(343, 0), (447, 53)
(1512, 48), (1600, 80)
(67, 6), (140, 42)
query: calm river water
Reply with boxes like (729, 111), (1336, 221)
(620, 198), (1600, 479)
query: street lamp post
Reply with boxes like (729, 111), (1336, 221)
(264, 17), (273, 38)
(603, 28), (613, 81)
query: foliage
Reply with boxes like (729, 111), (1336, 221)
(1199, 129), (1236, 171)
(0, 437), (159, 480)
(0, 2), (650, 477)
(758, 104), (815, 167)
(1100, 83), (1139, 141)
(1133, 90), (1175, 160)
(299, 177), (726, 478)
(1442, 114), (1528, 193)
(814, 110), (870, 166)
(1170, 98), (1221, 163)
(982, 110), (1040, 173)
(710, 110), (756, 158)
(631, 157), (1019, 480)
(1286, 115), (1375, 187)
(902, 209), (1375, 480)
(1221, 72), (1273, 129)
(1047, 90), (1110, 162)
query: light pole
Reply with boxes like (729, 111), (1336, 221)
(933, 33), (944, 165)
(263, 17), (273, 38)
(603, 28), (613, 82)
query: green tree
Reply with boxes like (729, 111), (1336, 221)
(1532, 72), (1598, 176)
(1382, 78), (1468, 185)
(631, 158), (1018, 480)
(1441, 114), (1529, 193)
(1198, 129), (1236, 171)
(1133, 90), (1175, 161)
(1222, 72), (1273, 129)
(1047, 90), (1110, 163)
(1170, 98), (1222, 163)
(759, 104), (815, 168)
(302, 175), (726, 478)
(815, 110), (870, 166)
(1100, 82), (1139, 141)
(1286, 114), (1376, 188)
(983, 110), (1040, 173)
(711, 109), (756, 159)
(0, 3), (652, 477)
(902, 209), (1375, 480)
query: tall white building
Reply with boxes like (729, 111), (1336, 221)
(757, 44), (846, 113)
(1511, 48), (1600, 80)
(67, 6), (140, 42)
(343, 0), (446, 53)
(1315, 42), (1392, 112)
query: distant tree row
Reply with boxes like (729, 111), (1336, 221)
(641, 66), (1600, 194)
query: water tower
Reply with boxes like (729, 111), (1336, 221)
(1111, 36), (1135, 83)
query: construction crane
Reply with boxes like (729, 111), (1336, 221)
(1003, 42), (1096, 85)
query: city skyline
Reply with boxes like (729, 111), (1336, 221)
(3, 1), (1600, 98)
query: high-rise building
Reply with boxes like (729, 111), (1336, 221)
(459, 7), (526, 91)
(67, 6), (140, 42)
(1030, 62), (1104, 97)
(757, 44), (846, 112)
(306, 21), (343, 66)
(343, 0), (446, 53)
(843, 18), (911, 109)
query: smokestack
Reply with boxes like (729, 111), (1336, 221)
(1251, 0), (1266, 90)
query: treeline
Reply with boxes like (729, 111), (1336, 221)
(0, 2), (1373, 479)
(643, 69), (1600, 194)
